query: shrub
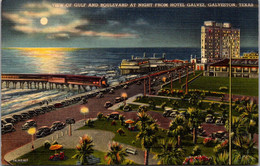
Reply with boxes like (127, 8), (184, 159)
(148, 100), (156, 110)
(85, 119), (94, 127)
(214, 140), (228, 155)
(203, 137), (216, 147)
(44, 140), (51, 149)
(52, 140), (59, 145)
(111, 120), (117, 126)
(117, 128), (125, 136)
(183, 155), (211, 165)
(97, 112), (104, 120)
(119, 115), (125, 125)
(161, 102), (167, 110)
(191, 146), (201, 156)
(132, 140), (135, 145)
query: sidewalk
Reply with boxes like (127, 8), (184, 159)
(4, 119), (157, 165)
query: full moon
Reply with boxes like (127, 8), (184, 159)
(40, 17), (48, 25)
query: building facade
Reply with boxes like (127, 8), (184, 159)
(242, 52), (258, 59)
(201, 21), (240, 63)
(206, 59), (258, 78)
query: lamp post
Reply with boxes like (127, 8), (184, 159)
(80, 106), (89, 123)
(27, 127), (36, 150)
(228, 36), (233, 165)
(162, 76), (166, 83)
(121, 92), (128, 106)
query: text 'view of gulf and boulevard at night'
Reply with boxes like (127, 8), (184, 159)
(1, 1), (259, 165)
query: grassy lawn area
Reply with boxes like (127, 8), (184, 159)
(11, 146), (106, 165)
(189, 76), (258, 96)
(78, 119), (143, 148)
(78, 119), (216, 158)
(163, 71), (203, 89)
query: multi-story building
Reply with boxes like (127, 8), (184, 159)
(201, 21), (240, 63)
(242, 52), (258, 59)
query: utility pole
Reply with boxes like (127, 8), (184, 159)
(149, 76), (151, 95)
(228, 37), (233, 165)
(185, 67), (189, 94)
(144, 78), (146, 96)
(179, 71), (181, 83)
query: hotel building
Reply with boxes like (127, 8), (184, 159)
(201, 21), (240, 63)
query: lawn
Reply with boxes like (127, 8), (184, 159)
(78, 119), (143, 148)
(10, 146), (107, 165)
(78, 119), (216, 158)
(163, 71), (203, 89)
(189, 76), (258, 96)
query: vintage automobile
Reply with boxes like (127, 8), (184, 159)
(104, 101), (113, 108)
(205, 114), (215, 123)
(36, 126), (52, 138)
(22, 120), (37, 130)
(2, 123), (15, 134)
(50, 121), (66, 132)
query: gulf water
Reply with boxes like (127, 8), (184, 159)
(1, 47), (257, 115)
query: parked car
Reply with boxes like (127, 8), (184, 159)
(215, 117), (225, 125)
(115, 97), (124, 103)
(205, 114), (215, 123)
(123, 85), (128, 89)
(22, 120), (37, 130)
(163, 108), (173, 117)
(1, 119), (7, 125)
(12, 114), (23, 122)
(109, 89), (115, 94)
(36, 126), (52, 138)
(42, 107), (50, 112)
(211, 131), (227, 140)
(4, 117), (17, 124)
(35, 109), (45, 115)
(107, 112), (119, 120)
(96, 92), (104, 98)
(123, 105), (132, 112)
(21, 113), (31, 120)
(54, 103), (63, 108)
(28, 110), (38, 117)
(104, 101), (113, 108)
(170, 110), (179, 118)
(50, 121), (66, 131)
(2, 123), (15, 134)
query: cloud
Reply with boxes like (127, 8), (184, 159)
(47, 33), (70, 39)
(3, 2), (137, 39)
(2, 13), (32, 24)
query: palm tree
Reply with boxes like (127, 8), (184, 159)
(232, 136), (258, 165)
(72, 134), (94, 165)
(105, 142), (128, 165)
(187, 107), (203, 144)
(240, 102), (258, 122)
(154, 138), (184, 165)
(213, 151), (229, 165)
(168, 115), (188, 146)
(225, 117), (247, 139)
(136, 111), (158, 165)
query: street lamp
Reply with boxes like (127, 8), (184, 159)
(80, 106), (89, 123)
(121, 92), (128, 106)
(27, 127), (36, 150)
(162, 77), (167, 83)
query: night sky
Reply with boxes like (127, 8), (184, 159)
(1, 0), (258, 48)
